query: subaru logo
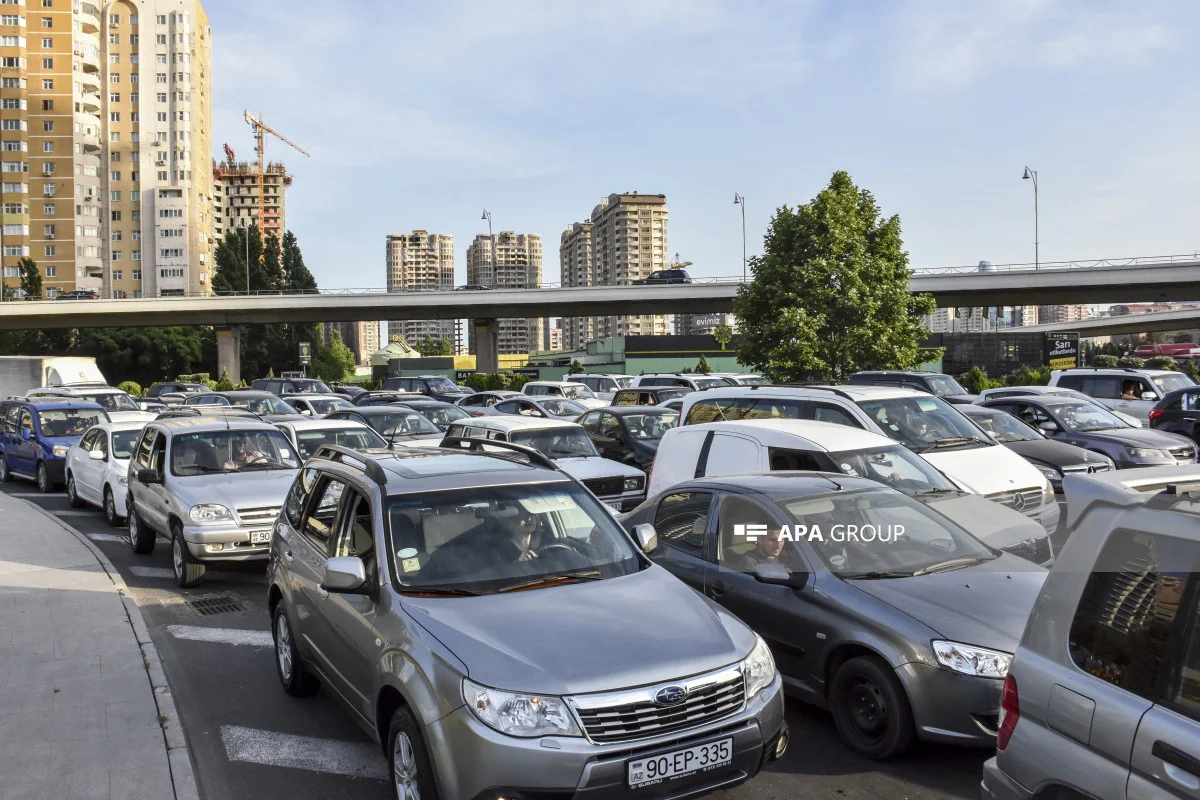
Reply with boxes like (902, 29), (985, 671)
(655, 685), (687, 706)
(1010, 492), (1027, 512)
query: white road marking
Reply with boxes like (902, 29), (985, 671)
(220, 725), (387, 780)
(129, 566), (174, 579)
(87, 533), (128, 543)
(167, 625), (272, 647)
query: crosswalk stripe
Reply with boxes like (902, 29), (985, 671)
(167, 625), (272, 647)
(220, 725), (387, 780)
(87, 533), (128, 543)
(129, 566), (174, 579)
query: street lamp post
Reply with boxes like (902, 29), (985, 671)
(1022, 167), (1038, 271)
(733, 193), (747, 281)
(241, 221), (250, 293)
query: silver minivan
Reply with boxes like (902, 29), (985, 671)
(268, 442), (788, 800)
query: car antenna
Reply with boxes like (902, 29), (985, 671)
(822, 475), (844, 490)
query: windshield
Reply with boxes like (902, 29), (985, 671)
(188, 395), (228, 406)
(1053, 401), (1127, 432)
(692, 377), (728, 390)
(415, 404), (469, 427)
(825, 445), (957, 492)
(425, 377), (460, 393)
(510, 427), (599, 458)
(39, 408), (108, 436)
(292, 427), (387, 459)
(771, 488), (994, 578)
(968, 410), (1040, 442)
(80, 392), (140, 412)
(623, 412), (679, 440)
(372, 410), (441, 437)
(111, 430), (140, 459)
(614, 377), (633, 389)
(857, 396), (991, 452)
(240, 396), (294, 415)
(561, 384), (596, 400)
(926, 376), (970, 396)
(540, 398), (587, 416)
(170, 430), (300, 476)
(1153, 373), (1196, 394)
(309, 398), (353, 414)
(292, 379), (333, 393)
(386, 482), (640, 593)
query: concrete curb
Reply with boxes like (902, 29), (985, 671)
(25, 499), (201, 800)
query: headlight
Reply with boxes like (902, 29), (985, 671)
(1126, 447), (1166, 459)
(742, 634), (777, 700)
(463, 679), (581, 738)
(117, 475), (128, 486)
(189, 504), (233, 523)
(624, 476), (644, 492)
(1041, 478), (1054, 505)
(1032, 463), (1060, 482)
(932, 640), (1011, 678)
(52, 445), (69, 457)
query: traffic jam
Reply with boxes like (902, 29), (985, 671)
(3, 358), (1200, 800)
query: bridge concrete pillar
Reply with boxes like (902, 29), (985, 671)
(473, 318), (499, 374)
(216, 326), (242, 384)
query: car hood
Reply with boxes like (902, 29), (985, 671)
(260, 413), (309, 423)
(171, 468), (298, 510)
(921, 442), (1043, 494)
(921, 493), (1048, 551)
(402, 567), (754, 695)
(848, 555), (1046, 652)
(390, 437), (444, 450)
(1001, 439), (1105, 468)
(108, 411), (157, 423)
(555, 457), (644, 480)
(575, 398), (608, 409)
(1074, 427), (1191, 448)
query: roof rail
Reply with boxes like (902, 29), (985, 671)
(772, 383), (856, 400)
(438, 436), (560, 472)
(310, 444), (389, 485)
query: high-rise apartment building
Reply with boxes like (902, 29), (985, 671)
(465, 231), (543, 354)
(0, 0), (213, 300)
(322, 319), (378, 365)
(1037, 304), (1090, 325)
(590, 192), (669, 339)
(212, 157), (288, 243)
(385, 230), (453, 345)
(559, 221), (592, 351)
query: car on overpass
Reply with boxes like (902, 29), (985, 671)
(632, 268), (692, 285)
(55, 288), (100, 300)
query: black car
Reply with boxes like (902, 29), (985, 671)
(848, 371), (976, 405)
(250, 377), (335, 396)
(385, 398), (471, 431)
(611, 386), (690, 406)
(324, 406), (443, 443)
(579, 406), (679, 469)
(353, 391), (426, 407)
(958, 404), (1113, 491)
(181, 390), (305, 422)
(56, 289), (101, 300)
(455, 390), (521, 412)
(329, 382), (368, 400)
(454, 284), (492, 291)
(980, 395), (1196, 469)
(382, 374), (471, 403)
(146, 382), (212, 398)
(1149, 387), (1200, 445)
(632, 269), (692, 285)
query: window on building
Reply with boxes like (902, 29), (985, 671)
(130, 171), (138, 181)
(108, 13), (118, 25)
(42, 224), (54, 237)
(110, 191), (120, 201)
(108, 33), (118, 44)
(155, 33), (165, 44)
(109, 73), (119, 83)
(107, 131), (117, 142)
(155, 112), (166, 122)
(41, 99), (51, 111)
(112, 269), (122, 281)
(41, 79), (52, 90)
(39, 163), (52, 175)
(109, 112), (119, 122)
(112, 250), (121, 261)
(156, 171), (166, 181)
(41, 57), (52, 68)
(109, 171), (119, 182)
(44, 266), (55, 277)
(109, 54), (119, 64)
(156, 92), (166, 102)
(0, 98), (19, 110)
(129, 112), (138, 122)
(129, 14), (137, 24)
(156, 14), (165, 24)
(40, 16), (51, 28)
(43, 245), (54, 257)
(41, 142), (52, 153)
(129, 92), (138, 103)
(43, 203), (54, 215)
(42, 0), (52, 7)
(40, 37), (50, 48)
(0, 14), (18, 24)
(129, 34), (137, 45)
(0, 57), (23, 69)
(131, 231), (139, 240)
(129, 74), (137, 83)
(132, 269), (141, 280)
(130, 190), (139, 201)
(131, 210), (140, 221)
(109, 92), (119, 103)
(156, 72), (165, 82)
(132, 290), (142, 298)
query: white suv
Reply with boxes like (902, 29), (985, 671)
(521, 381), (606, 409)
(679, 385), (1059, 534)
(633, 373), (730, 391)
(1048, 367), (1196, 424)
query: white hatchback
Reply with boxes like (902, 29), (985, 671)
(64, 420), (148, 526)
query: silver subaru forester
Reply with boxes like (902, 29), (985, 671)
(267, 441), (788, 800)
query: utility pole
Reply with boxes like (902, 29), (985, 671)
(1022, 167), (1039, 271)
(733, 194), (747, 281)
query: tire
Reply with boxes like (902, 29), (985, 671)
(104, 486), (122, 527)
(829, 656), (915, 760)
(66, 473), (84, 508)
(387, 706), (441, 800)
(271, 603), (319, 697)
(36, 461), (54, 493)
(128, 505), (156, 554)
(171, 525), (205, 588)
(0, 455), (11, 483)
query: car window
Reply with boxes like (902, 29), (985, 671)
(824, 445), (957, 491)
(2, 405), (17, 433)
(39, 408), (107, 437)
(717, 493), (802, 573)
(111, 430), (138, 459)
(148, 432), (166, 473)
(170, 430), (299, 476)
(856, 395), (990, 452)
(79, 429), (100, 451)
(623, 412), (678, 440)
(134, 429), (156, 468)
(1154, 373), (1196, 394)
(1012, 403), (1053, 427)
(970, 410), (1040, 442)
(1167, 587), (1200, 722)
(599, 414), (622, 440)
(1051, 401), (1126, 432)
(293, 427), (388, 460)
(704, 434), (760, 475)
(653, 491), (712, 557)
(509, 428), (597, 458)
(579, 412), (601, 431)
(1183, 392), (1200, 412)
(284, 467), (318, 529)
(492, 400), (519, 414)
(1055, 374), (1084, 391)
(807, 402), (860, 427)
(333, 490), (377, 586)
(540, 398), (586, 416)
(1069, 531), (1200, 700)
(766, 448), (825, 471)
(416, 404), (468, 427)
(303, 477), (346, 547)
(18, 409), (33, 436)
(1083, 376), (1124, 400)
(613, 391), (638, 406)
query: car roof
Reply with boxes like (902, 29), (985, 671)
(686, 384), (921, 401)
(153, 415), (281, 434)
(679, 471), (883, 495)
(676, 419), (893, 450)
(1055, 367), (1177, 376)
(853, 370), (945, 377)
(525, 380), (585, 387)
(455, 416), (580, 432)
(605, 405), (678, 416)
(316, 447), (575, 494)
(278, 419), (373, 432)
(338, 405), (425, 416)
(10, 398), (106, 410)
(957, 403), (1005, 415)
(992, 395), (1083, 407)
(85, 419), (149, 433)
(215, 390), (274, 398)
(617, 385), (681, 393)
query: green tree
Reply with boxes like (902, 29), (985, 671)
(1091, 354), (1119, 368)
(568, 359), (584, 375)
(959, 365), (1003, 394)
(696, 354), (712, 374)
(72, 326), (209, 387)
(1144, 356), (1177, 371)
(311, 330), (356, 382)
(733, 171), (937, 382)
(417, 336), (452, 356)
(19, 256), (42, 299)
(712, 325), (732, 351)
(262, 233), (284, 292)
(506, 373), (533, 391)
(213, 369), (236, 391)
(116, 380), (143, 397)
(1117, 356), (1145, 369)
(464, 372), (489, 392)
(282, 231), (317, 293)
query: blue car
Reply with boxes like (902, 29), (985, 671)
(0, 398), (109, 492)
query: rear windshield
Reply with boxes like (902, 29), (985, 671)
(79, 393), (139, 412)
(292, 427), (387, 460)
(291, 379), (333, 393)
(415, 404), (469, 427)
(39, 408), (108, 436)
(540, 398), (586, 416)
(425, 377), (459, 393)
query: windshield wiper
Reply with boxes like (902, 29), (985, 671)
(183, 464), (227, 473)
(399, 586), (482, 597)
(912, 556), (990, 576)
(848, 570), (913, 579)
(497, 570), (603, 593)
(913, 488), (960, 496)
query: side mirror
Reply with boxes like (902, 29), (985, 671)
(632, 523), (658, 554)
(753, 563), (809, 591)
(20, 428), (30, 440)
(321, 556), (368, 594)
(136, 468), (162, 484)
(88, 449), (105, 461)
(1038, 421), (1059, 433)
(301, 409), (313, 416)
(1141, 392), (1157, 401)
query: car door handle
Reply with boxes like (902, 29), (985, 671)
(316, 585), (329, 599)
(283, 550), (293, 562)
(707, 580), (726, 599)
(1153, 740), (1200, 778)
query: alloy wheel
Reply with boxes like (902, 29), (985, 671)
(392, 732), (421, 800)
(173, 535), (184, 580)
(275, 613), (293, 681)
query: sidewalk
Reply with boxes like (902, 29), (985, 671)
(0, 496), (196, 800)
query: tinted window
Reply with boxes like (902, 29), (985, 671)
(1069, 532), (1200, 699)
(170, 430), (299, 476)
(1083, 376), (1124, 400)
(2, 404), (17, 433)
(1168, 591), (1200, 722)
(717, 494), (803, 572)
(38, 408), (107, 436)
(79, 429), (100, 451)
(1055, 374), (1085, 391)
(284, 467), (317, 528)
(134, 429), (156, 468)
(653, 492), (712, 557)
(334, 490), (376, 586)
(807, 402), (860, 427)
(292, 427), (388, 460)
(303, 477), (345, 546)
(767, 448), (825, 471)
(111, 430), (139, 459)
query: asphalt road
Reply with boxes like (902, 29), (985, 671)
(2, 479), (1010, 800)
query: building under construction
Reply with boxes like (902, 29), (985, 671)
(212, 158), (293, 243)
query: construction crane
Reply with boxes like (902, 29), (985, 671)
(242, 110), (310, 232)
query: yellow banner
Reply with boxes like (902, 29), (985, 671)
(1049, 356), (1078, 370)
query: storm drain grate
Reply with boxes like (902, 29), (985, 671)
(187, 594), (246, 616)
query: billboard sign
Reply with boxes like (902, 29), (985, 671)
(1045, 331), (1080, 370)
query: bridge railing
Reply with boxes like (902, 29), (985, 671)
(914, 252), (1200, 275)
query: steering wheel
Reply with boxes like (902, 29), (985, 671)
(536, 542), (577, 556)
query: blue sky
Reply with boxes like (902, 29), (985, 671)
(207, 0), (1200, 289)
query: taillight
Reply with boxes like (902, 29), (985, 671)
(996, 674), (1019, 750)
(1148, 409), (1163, 422)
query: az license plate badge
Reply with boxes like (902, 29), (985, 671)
(627, 737), (733, 789)
(249, 530), (271, 544)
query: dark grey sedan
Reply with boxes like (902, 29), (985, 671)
(622, 473), (1046, 760)
(980, 395), (1196, 469)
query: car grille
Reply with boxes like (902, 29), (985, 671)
(1168, 445), (1196, 464)
(583, 477), (624, 498)
(1061, 463), (1112, 475)
(236, 506), (281, 526)
(570, 668), (746, 745)
(986, 488), (1043, 516)
(1002, 535), (1053, 566)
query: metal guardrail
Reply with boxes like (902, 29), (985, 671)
(913, 252), (1200, 275)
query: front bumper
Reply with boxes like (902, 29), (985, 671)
(43, 458), (66, 484)
(1115, 455), (1186, 469)
(182, 523), (271, 562)
(109, 481), (129, 517)
(596, 490), (647, 514)
(981, 757), (1033, 800)
(1033, 499), (1059, 536)
(424, 674), (786, 800)
(895, 662), (1002, 747)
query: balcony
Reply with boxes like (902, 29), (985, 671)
(78, 93), (100, 114)
(76, 71), (101, 94)
(74, 2), (101, 33)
